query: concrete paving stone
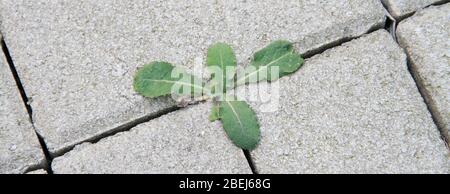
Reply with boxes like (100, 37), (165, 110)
(397, 4), (450, 143)
(51, 102), (251, 174)
(0, 0), (386, 156)
(26, 169), (47, 174)
(0, 38), (46, 174)
(236, 30), (449, 173)
(381, 0), (448, 20)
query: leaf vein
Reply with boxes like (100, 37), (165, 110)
(237, 52), (292, 84)
(142, 78), (204, 90)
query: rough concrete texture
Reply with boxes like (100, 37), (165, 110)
(236, 30), (449, 173)
(0, 40), (46, 174)
(52, 102), (251, 174)
(0, 0), (386, 155)
(26, 169), (47, 174)
(397, 4), (450, 144)
(381, 0), (448, 19)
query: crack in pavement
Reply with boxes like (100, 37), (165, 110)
(8, 1), (448, 173)
(2, 38), (51, 174)
(380, 1), (450, 149)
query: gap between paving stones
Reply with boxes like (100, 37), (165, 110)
(1, 1), (387, 159)
(3, 35), (181, 173)
(47, 24), (387, 174)
(4, 1), (444, 173)
(2, 37), (184, 173)
(299, 22), (383, 59)
(250, 30), (449, 173)
(9, 3), (446, 172)
(1, 2), (393, 173)
(0, 1), (384, 173)
(380, 0), (397, 39)
(2, 33), (184, 173)
(381, 0), (450, 22)
(1, 38), (52, 174)
(405, 58), (450, 149)
(248, 5), (449, 171)
(6, 3), (440, 173)
(381, 1), (450, 38)
(243, 150), (257, 174)
(380, 1), (450, 43)
(382, 2), (450, 148)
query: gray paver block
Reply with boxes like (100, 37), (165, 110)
(0, 40), (46, 174)
(397, 4), (450, 143)
(52, 102), (251, 174)
(26, 169), (47, 174)
(0, 0), (386, 155)
(381, 0), (448, 19)
(236, 30), (449, 173)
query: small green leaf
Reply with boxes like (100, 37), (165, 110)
(133, 62), (205, 98)
(209, 105), (221, 122)
(219, 100), (260, 150)
(207, 43), (237, 94)
(237, 40), (304, 85)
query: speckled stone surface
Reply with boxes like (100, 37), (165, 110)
(397, 4), (450, 143)
(381, 0), (448, 19)
(51, 102), (251, 174)
(0, 0), (386, 155)
(237, 30), (449, 173)
(0, 38), (46, 174)
(26, 169), (47, 174)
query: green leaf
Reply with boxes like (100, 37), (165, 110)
(207, 43), (237, 94)
(219, 100), (260, 150)
(133, 62), (205, 98)
(236, 40), (304, 85)
(209, 105), (221, 122)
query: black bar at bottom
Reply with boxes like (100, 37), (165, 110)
(0, 174), (446, 193)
